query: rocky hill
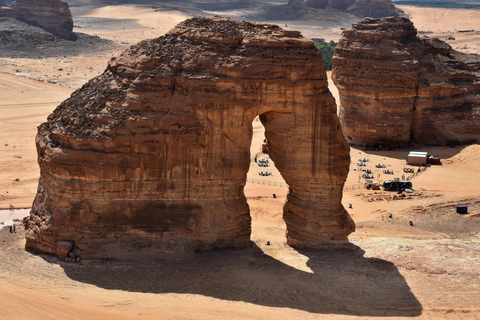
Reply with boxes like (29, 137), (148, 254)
(289, 0), (399, 18)
(25, 16), (354, 260)
(0, 0), (75, 40)
(332, 17), (480, 146)
(0, 16), (113, 58)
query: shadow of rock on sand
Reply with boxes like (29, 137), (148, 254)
(52, 244), (422, 317)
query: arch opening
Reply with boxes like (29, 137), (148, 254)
(245, 116), (287, 246)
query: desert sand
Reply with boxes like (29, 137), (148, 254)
(398, 5), (480, 55)
(0, 72), (72, 208)
(0, 3), (479, 319)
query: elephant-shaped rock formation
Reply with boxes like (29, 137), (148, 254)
(25, 17), (354, 259)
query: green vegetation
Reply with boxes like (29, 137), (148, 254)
(315, 40), (337, 71)
(394, 1), (480, 9)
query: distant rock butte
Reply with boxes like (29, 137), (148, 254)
(332, 17), (480, 146)
(25, 17), (354, 259)
(0, 0), (75, 40)
(289, 0), (398, 18)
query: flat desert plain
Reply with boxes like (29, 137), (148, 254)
(0, 3), (479, 320)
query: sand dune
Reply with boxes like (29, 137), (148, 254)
(399, 5), (480, 55)
(0, 73), (72, 209)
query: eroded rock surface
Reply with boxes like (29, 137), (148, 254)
(25, 17), (354, 259)
(346, 0), (397, 17)
(332, 17), (480, 146)
(0, 0), (75, 40)
(288, 0), (398, 17)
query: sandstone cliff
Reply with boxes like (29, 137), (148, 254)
(332, 17), (480, 146)
(288, 0), (399, 18)
(25, 17), (354, 259)
(0, 0), (75, 40)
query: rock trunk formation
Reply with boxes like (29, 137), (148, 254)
(25, 17), (354, 259)
(0, 0), (75, 40)
(332, 17), (480, 146)
(288, 0), (398, 18)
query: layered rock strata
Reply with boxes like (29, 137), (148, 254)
(0, 0), (75, 40)
(25, 17), (354, 259)
(288, 0), (398, 18)
(332, 17), (480, 146)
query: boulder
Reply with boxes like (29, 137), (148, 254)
(25, 17), (354, 259)
(332, 17), (480, 146)
(56, 240), (73, 260)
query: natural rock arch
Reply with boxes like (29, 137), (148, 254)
(25, 17), (354, 259)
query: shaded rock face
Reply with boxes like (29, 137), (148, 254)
(0, 0), (75, 40)
(346, 0), (397, 18)
(25, 17), (354, 259)
(288, 0), (398, 17)
(332, 17), (480, 146)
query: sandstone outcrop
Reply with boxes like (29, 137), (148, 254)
(346, 0), (397, 18)
(0, 0), (75, 40)
(25, 17), (354, 259)
(288, 0), (398, 18)
(332, 17), (480, 146)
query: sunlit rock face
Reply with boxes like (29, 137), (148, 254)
(332, 17), (480, 147)
(25, 16), (354, 259)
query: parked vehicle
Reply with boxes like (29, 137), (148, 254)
(383, 180), (412, 191)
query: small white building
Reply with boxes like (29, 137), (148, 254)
(407, 151), (428, 165)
